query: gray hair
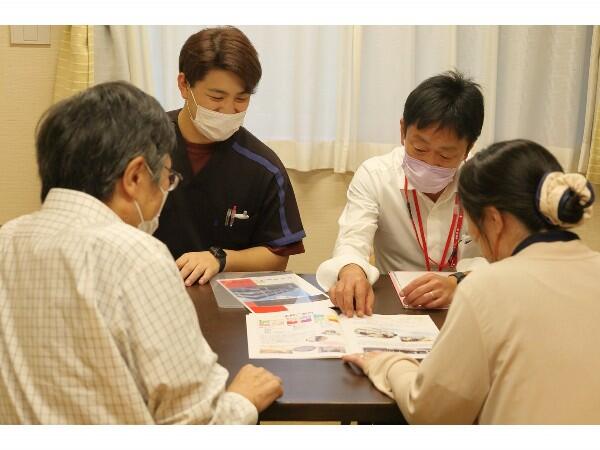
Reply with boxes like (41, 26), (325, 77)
(36, 81), (176, 201)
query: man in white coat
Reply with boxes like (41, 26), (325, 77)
(317, 71), (487, 317)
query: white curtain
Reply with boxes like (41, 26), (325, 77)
(493, 26), (591, 172)
(94, 26), (155, 96)
(95, 25), (592, 173)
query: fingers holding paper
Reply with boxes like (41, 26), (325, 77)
(342, 351), (384, 373)
(400, 273), (457, 309)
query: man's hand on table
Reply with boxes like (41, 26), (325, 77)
(328, 263), (375, 318)
(227, 364), (284, 413)
(176, 251), (221, 286)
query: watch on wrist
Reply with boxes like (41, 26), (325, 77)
(209, 246), (227, 273)
(448, 271), (467, 284)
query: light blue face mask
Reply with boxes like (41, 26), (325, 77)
(134, 164), (169, 235)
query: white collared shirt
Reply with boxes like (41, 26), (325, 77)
(0, 188), (257, 424)
(317, 147), (487, 290)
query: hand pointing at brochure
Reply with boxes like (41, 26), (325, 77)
(328, 263), (375, 318)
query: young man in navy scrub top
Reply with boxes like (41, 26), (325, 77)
(154, 26), (306, 286)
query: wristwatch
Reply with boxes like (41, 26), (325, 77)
(209, 246), (227, 273)
(448, 271), (468, 284)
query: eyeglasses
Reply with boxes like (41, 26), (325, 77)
(144, 162), (183, 192)
(164, 166), (183, 192)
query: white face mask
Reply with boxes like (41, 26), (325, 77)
(186, 86), (246, 142)
(134, 165), (169, 235)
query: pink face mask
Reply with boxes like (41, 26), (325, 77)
(402, 152), (457, 194)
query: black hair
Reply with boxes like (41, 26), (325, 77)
(36, 81), (176, 202)
(403, 70), (484, 147)
(458, 139), (587, 233)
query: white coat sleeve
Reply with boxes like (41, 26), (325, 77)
(316, 164), (381, 290)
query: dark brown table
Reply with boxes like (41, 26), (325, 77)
(186, 274), (448, 424)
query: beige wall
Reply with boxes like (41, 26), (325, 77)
(0, 25), (64, 225)
(286, 170), (353, 273)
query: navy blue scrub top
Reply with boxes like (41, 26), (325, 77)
(154, 110), (306, 259)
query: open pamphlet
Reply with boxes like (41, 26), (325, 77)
(215, 272), (333, 313)
(246, 307), (439, 359)
(389, 271), (455, 310)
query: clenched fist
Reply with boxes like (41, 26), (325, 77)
(227, 364), (284, 413)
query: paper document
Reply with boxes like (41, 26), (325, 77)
(246, 308), (439, 359)
(389, 271), (455, 310)
(211, 271), (293, 309)
(217, 273), (333, 313)
(340, 313), (439, 357)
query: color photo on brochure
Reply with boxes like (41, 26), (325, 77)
(216, 273), (334, 313)
(245, 308), (440, 359)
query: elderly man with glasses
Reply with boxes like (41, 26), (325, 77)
(0, 81), (282, 424)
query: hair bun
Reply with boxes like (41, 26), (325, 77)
(536, 172), (595, 228)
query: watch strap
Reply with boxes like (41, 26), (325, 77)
(448, 271), (467, 284)
(209, 246), (227, 273)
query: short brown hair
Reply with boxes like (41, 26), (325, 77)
(179, 26), (262, 94)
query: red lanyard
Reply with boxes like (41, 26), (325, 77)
(403, 177), (463, 271)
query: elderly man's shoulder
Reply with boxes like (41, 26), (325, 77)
(91, 221), (174, 269)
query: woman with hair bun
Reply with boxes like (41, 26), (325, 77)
(344, 139), (600, 424)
